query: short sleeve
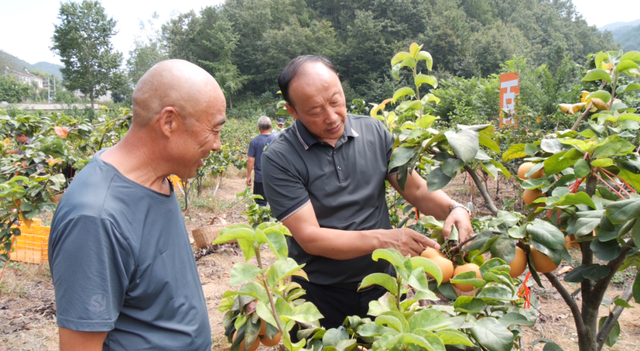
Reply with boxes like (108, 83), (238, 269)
(261, 149), (310, 221)
(247, 139), (257, 158)
(49, 215), (134, 332)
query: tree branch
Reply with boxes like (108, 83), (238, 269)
(544, 272), (587, 333)
(589, 241), (635, 311)
(463, 165), (499, 216)
(596, 283), (634, 350)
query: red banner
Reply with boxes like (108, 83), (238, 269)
(499, 72), (519, 128)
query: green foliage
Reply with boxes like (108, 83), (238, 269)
(0, 76), (32, 103)
(51, 0), (123, 107)
(216, 222), (323, 351)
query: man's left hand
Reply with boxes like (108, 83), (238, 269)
(441, 207), (473, 243)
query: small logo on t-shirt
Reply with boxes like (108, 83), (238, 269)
(89, 294), (107, 313)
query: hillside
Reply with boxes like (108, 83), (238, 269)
(600, 19), (640, 31)
(0, 50), (62, 78)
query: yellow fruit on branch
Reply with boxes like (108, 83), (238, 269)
(523, 189), (546, 205)
(233, 330), (260, 351)
(508, 247), (527, 278)
(518, 162), (544, 180)
(530, 247), (558, 274)
(452, 263), (482, 292)
(420, 247), (442, 259)
(261, 331), (282, 346)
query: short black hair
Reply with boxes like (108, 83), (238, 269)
(278, 55), (337, 106)
(14, 131), (25, 137)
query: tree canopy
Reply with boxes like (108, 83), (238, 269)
(130, 0), (618, 109)
(51, 0), (123, 108)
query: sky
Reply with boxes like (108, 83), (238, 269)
(0, 0), (638, 66)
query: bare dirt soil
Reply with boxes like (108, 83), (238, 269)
(1, 174), (638, 351)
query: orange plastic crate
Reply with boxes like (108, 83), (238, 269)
(11, 224), (50, 264)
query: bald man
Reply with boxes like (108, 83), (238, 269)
(48, 60), (226, 351)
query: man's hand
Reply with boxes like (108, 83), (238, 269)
(382, 228), (440, 257)
(246, 177), (252, 186)
(442, 207), (473, 243)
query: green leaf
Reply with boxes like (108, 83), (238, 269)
(595, 51), (609, 69)
(564, 264), (610, 282)
(556, 192), (596, 210)
(586, 90), (612, 104)
(621, 51), (640, 63)
(416, 115), (439, 129)
(582, 69), (611, 83)
(436, 329), (475, 347)
(612, 298), (634, 308)
(393, 87), (416, 102)
(453, 297), (487, 313)
(360, 273), (398, 295)
(415, 74), (438, 89)
(574, 159), (590, 178)
(230, 263), (263, 286)
(389, 146), (415, 171)
(575, 217), (600, 237)
(593, 139), (635, 159)
(598, 317), (620, 347)
(624, 83), (640, 93)
(498, 313), (535, 328)
(527, 219), (565, 250)
(477, 283), (516, 301)
(391, 51), (411, 66)
(266, 257), (306, 286)
(451, 271), (486, 289)
(416, 51), (433, 70)
(591, 237), (621, 261)
(214, 224), (255, 244)
(372, 249), (408, 280)
(411, 256), (443, 286)
(427, 167), (452, 192)
(490, 159), (512, 178)
(606, 198), (640, 224)
(445, 129), (479, 164)
(289, 301), (324, 323)
(544, 149), (582, 175)
(616, 60), (640, 74)
(442, 158), (465, 177)
(502, 144), (527, 162)
(479, 133), (501, 154)
(540, 139), (565, 154)
(408, 309), (450, 331)
(470, 317), (514, 351)
(619, 113), (640, 122)
(591, 158), (615, 168)
(391, 63), (401, 80)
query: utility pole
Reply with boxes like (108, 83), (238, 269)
(48, 78), (51, 103)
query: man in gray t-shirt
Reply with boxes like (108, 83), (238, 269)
(49, 60), (227, 350)
(246, 116), (276, 206)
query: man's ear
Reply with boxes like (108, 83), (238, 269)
(158, 106), (179, 138)
(285, 103), (300, 121)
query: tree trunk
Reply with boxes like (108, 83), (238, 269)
(463, 165), (499, 216)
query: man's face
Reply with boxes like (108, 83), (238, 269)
(286, 62), (347, 144)
(16, 135), (28, 143)
(176, 95), (226, 179)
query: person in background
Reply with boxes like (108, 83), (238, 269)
(4, 131), (31, 155)
(261, 55), (473, 330)
(277, 118), (285, 130)
(246, 116), (276, 206)
(48, 59), (226, 351)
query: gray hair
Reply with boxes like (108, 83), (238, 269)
(258, 116), (272, 130)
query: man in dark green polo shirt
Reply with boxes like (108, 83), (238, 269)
(261, 55), (472, 329)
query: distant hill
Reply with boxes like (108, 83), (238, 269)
(0, 50), (62, 78)
(600, 19), (640, 32)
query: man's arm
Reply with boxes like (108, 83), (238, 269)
(59, 328), (107, 351)
(386, 170), (472, 241)
(246, 157), (255, 186)
(281, 202), (439, 260)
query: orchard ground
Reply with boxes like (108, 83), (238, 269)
(0, 170), (638, 351)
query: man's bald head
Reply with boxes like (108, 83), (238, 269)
(132, 59), (224, 127)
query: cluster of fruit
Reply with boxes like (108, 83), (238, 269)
(420, 245), (529, 292)
(233, 319), (282, 351)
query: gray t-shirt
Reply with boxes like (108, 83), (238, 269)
(247, 133), (276, 183)
(49, 150), (211, 351)
(262, 115), (394, 286)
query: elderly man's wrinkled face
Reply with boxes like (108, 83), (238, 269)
(286, 62), (347, 145)
(177, 97), (226, 179)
